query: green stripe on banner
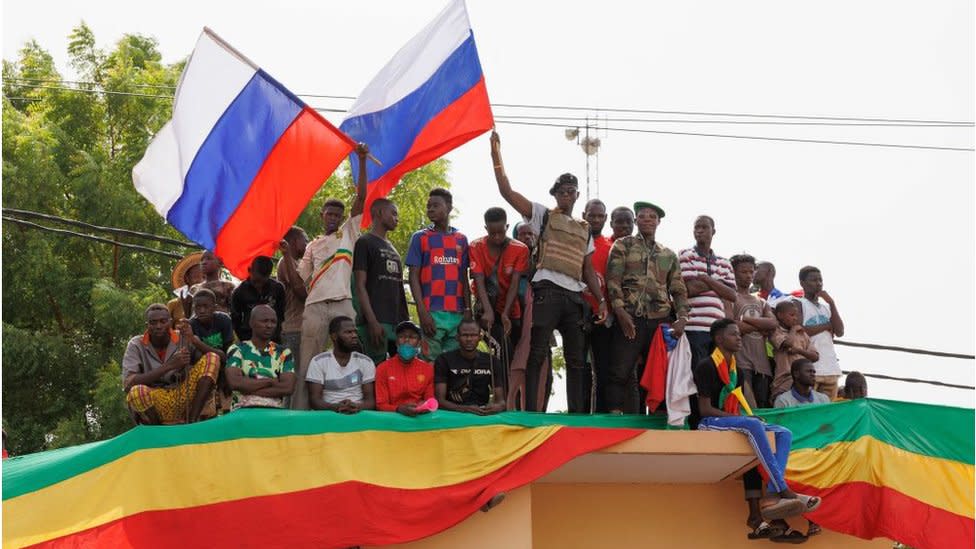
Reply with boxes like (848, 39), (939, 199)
(759, 398), (974, 463)
(2, 410), (666, 500)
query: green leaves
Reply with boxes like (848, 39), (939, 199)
(2, 23), (456, 456)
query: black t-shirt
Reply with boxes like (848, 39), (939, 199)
(230, 278), (286, 342)
(189, 312), (235, 354)
(434, 350), (498, 406)
(691, 355), (743, 427)
(353, 233), (408, 325)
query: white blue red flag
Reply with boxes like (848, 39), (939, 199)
(133, 28), (356, 278)
(340, 0), (494, 226)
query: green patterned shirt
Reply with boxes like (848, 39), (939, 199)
(226, 340), (294, 408)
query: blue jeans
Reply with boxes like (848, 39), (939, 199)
(698, 415), (793, 494)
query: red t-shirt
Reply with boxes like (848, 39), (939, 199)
(374, 355), (435, 411)
(469, 237), (530, 319)
(584, 234), (614, 310)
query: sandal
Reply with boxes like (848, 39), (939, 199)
(796, 494), (822, 513)
(747, 521), (784, 540)
(761, 498), (807, 521)
(771, 528), (808, 544)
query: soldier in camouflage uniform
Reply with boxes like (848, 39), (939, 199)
(604, 201), (689, 414)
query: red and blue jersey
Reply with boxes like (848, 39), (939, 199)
(406, 226), (469, 313)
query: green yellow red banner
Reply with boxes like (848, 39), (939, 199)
(2, 410), (654, 548)
(765, 398), (974, 549)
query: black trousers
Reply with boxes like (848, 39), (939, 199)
(525, 282), (587, 412)
(488, 316), (520, 395)
(607, 316), (664, 414)
(740, 368), (772, 409)
(586, 323), (613, 413)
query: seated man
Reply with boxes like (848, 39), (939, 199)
(435, 318), (506, 414)
(183, 288), (236, 411)
(225, 305), (296, 409)
(375, 321), (435, 416)
(774, 359), (831, 408)
(123, 304), (220, 425)
(183, 289), (234, 362)
(773, 358), (831, 539)
(306, 316), (376, 414)
(693, 319), (821, 526)
(838, 371), (868, 400)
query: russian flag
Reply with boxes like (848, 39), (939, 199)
(340, 0), (494, 226)
(133, 29), (356, 278)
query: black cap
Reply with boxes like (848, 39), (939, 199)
(395, 320), (422, 336)
(549, 173), (579, 196)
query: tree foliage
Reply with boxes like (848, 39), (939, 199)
(2, 24), (451, 455)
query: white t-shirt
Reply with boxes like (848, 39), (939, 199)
(798, 297), (841, 376)
(524, 202), (594, 292)
(306, 350), (376, 404)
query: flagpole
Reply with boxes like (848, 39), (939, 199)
(202, 27), (260, 71)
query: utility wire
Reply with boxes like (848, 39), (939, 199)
(6, 83), (173, 100)
(7, 77), (177, 90)
(2, 208), (196, 248)
(490, 101), (975, 126)
(492, 113), (974, 128)
(9, 78), (974, 126)
(844, 370), (974, 391)
(495, 119), (975, 152)
(2, 216), (184, 260)
(835, 339), (974, 360)
(10, 85), (968, 151)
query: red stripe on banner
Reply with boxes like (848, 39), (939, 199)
(33, 426), (639, 549)
(790, 480), (975, 549)
(360, 78), (493, 227)
(215, 107), (355, 278)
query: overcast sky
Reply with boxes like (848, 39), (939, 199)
(4, 0), (974, 409)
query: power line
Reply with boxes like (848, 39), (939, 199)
(490, 101), (975, 126)
(6, 77), (177, 90)
(2, 208), (196, 248)
(835, 339), (974, 360)
(492, 113), (974, 128)
(845, 370), (974, 391)
(10, 78), (974, 126)
(495, 119), (975, 152)
(2, 216), (184, 260)
(6, 83), (173, 100)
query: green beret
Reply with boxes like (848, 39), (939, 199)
(633, 201), (665, 218)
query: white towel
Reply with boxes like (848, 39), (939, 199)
(666, 334), (696, 427)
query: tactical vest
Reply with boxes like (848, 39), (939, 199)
(537, 210), (589, 281)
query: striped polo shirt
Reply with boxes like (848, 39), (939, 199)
(679, 246), (735, 332)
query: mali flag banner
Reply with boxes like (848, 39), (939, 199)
(767, 398), (974, 549)
(2, 411), (651, 548)
(3, 400), (971, 548)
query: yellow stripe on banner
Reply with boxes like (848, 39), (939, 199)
(4, 424), (560, 548)
(786, 436), (975, 519)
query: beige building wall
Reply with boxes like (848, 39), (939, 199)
(531, 483), (892, 549)
(384, 483), (892, 549)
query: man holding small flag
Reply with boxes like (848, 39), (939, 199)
(340, 0), (494, 226)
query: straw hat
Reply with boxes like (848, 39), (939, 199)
(171, 252), (204, 290)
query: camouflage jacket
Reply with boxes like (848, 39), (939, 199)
(605, 234), (689, 319)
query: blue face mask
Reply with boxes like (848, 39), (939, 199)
(398, 343), (419, 361)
